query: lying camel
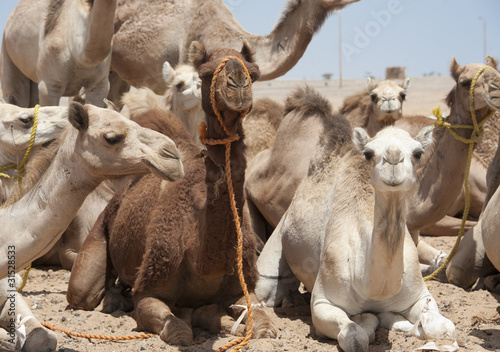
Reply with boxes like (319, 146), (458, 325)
(67, 41), (277, 345)
(340, 77), (411, 136)
(256, 124), (455, 351)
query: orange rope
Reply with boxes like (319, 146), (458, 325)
(40, 322), (155, 341)
(200, 55), (254, 352)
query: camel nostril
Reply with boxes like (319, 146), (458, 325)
(161, 147), (179, 160)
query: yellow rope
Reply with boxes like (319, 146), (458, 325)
(0, 104), (40, 189)
(200, 56), (254, 352)
(424, 66), (496, 281)
(40, 322), (156, 341)
(16, 263), (31, 292)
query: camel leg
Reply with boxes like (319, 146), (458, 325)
(191, 304), (245, 336)
(446, 218), (497, 288)
(66, 210), (111, 310)
(134, 296), (193, 346)
(85, 74), (110, 108)
(0, 41), (31, 107)
(410, 231), (446, 272)
(0, 291), (58, 352)
(255, 218), (300, 307)
(311, 297), (375, 352)
(420, 215), (476, 236)
(37, 80), (62, 107)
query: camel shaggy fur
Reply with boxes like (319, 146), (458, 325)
(67, 42), (277, 345)
(1, 0), (116, 107)
(256, 124), (455, 351)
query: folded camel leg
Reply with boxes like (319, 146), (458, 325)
(0, 276), (57, 352)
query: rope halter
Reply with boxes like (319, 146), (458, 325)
(0, 104), (40, 189)
(425, 65), (498, 281)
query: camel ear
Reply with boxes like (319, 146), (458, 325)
(353, 127), (370, 151)
(240, 37), (255, 63)
(450, 57), (464, 82)
(402, 76), (411, 90)
(415, 125), (434, 149)
(486, 56), (498, 70)
(68, 102), (89, 132)
(162, 61), (175, 85)
(188, 41), (206, 69)
(366, 77), (374, 92)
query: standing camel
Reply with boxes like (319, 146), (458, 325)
(255, 124), (455, 352)
(108, 0), (359, 99)
(67, 41), (277, 345)
(1, 0), (116, 107)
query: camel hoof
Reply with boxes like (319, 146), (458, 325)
(159, 315), (193, 346)
(484, 274), (500, 293)
(23, 326), (58, 352)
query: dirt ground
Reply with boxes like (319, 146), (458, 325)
(12, 236), (500, 352)
(4, 77), (500, 352)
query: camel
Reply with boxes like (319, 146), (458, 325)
(245, 58), (500, 271)
(340, 77), (411, 136)
(255, 124), (455, 351)
(0, 0), (116, 107)
(245, 79), (409, 248)
(0, 104), (68, 203)
(108, 0), (359, 100)
(243, 98), (284, 162)
(67, 41), (277, 345)
(0, 102), (183, 280)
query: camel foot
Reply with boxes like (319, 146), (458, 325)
(101, 283), (133, 313)
(337, 322), (369, 352)
(192, 304), (245, 336)
(159, 314), (193, 346)
(422, 250), (447, 275)
(484, 274), (500, 293)
(23, 319), (58, 352)
(250, 309), (278, 339)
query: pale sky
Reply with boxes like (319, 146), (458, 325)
(0, 0), (499, 80)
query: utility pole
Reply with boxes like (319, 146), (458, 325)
(478, 16), (487, 61)
(339, 14), (343, 88)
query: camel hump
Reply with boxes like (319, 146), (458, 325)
(284, 85), (333, 119)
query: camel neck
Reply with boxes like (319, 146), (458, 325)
(364, 191), (406, 299)
(0, 130), (101, 279)
(406, 101), (489, 232)
(196, 112), (248, 277)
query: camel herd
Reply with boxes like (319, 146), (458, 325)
(0, 0), (500, 351)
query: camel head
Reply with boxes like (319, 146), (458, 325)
(68, 102), (184, 181)
(189, 40), (260, 133)
(0, 104), (68, 153)
(354, 126), (433, 193)
(162, 62), (202, 112)
(448, 56), (500, 119)
(366, 77), (410, 124)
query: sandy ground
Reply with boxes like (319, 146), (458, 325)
(4, 77), (500, 352)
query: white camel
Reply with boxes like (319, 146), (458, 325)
(0, 102), (184, 279)
(1, 0), (116, 106)
(256, 125), (456, 351)
(0, 104), (68, 202)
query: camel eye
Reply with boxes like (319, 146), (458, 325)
(413, 148), (424, 160)
(399, 92), (406, 100)
(104, 133), (124, 145)
(175, 82), (184, 91)
(363, 149), (374, 161)
(460, 80), (471, 87)
(370, 92), (377, 102)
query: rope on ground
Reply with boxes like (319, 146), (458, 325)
(424, 66), (496, 281)
(40, 322), (156, 341)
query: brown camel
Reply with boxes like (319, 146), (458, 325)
(340, 77), (411, 136)
(1, 0), (116, 107)
(108, 0), (359, 100)
(67, 42), (277, 345)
